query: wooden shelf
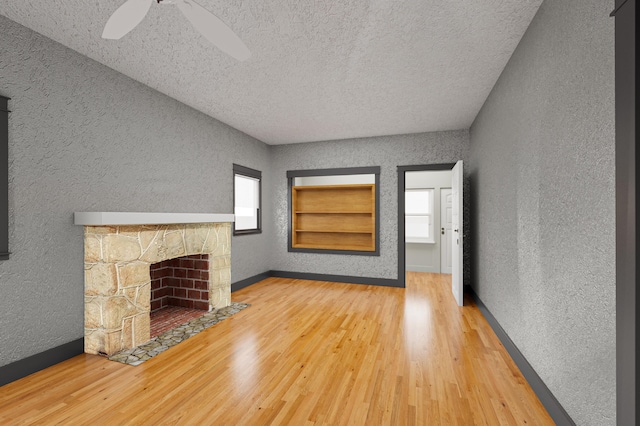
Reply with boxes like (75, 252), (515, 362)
(295, 229), (373, 234)
(294, 211), (372, 214)
(292, 184), (375, 252)
(292, 243), (374, 251)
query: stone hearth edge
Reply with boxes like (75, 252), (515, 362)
(108, 302), (250, 366)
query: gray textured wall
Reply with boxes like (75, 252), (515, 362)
(270, 131), (469, 279)
(0, 15), (272, 367)
(469, 0), (615, 424)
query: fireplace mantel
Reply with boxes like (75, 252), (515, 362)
(74, 212), (235, 226)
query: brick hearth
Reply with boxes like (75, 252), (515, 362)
(149, 306), (207, 338)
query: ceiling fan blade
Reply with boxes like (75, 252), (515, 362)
(176, 0), (251, 61)
(102, 0), (153, 40)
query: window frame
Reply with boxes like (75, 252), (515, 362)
(233, 164), (262, 236)
(286, 166), (381, 256)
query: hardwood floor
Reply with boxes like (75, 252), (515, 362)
(0, 273), (553, 425)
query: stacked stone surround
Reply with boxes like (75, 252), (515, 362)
(83, 222), (231, 356)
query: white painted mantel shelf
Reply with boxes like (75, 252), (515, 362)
(74, 212), (235, 226)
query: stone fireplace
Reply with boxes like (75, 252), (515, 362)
(77, 213), (233, 356)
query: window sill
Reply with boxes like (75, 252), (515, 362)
(233, 229), (262, 236)
(405, 238), (435, 244)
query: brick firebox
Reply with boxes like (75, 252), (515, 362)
(150, 254), (210, 312)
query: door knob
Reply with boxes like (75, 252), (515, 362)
(441, 228), (445, 235)
(454, 229), (459, 233)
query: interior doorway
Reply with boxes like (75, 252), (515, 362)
(404, 170), (452, 274)
(398, 162), (464, 306)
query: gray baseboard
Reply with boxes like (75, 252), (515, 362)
(0, 338), (84, 387)
(231, 272), (271, 292)
(405, 265), (439, 273)
(269, 270), (402, 287)
(470, 289), (575, 426)
(233, 270), (402, 290)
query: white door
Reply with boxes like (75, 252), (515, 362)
(440, 188), (453, 274)
(451, 160), (464, 306)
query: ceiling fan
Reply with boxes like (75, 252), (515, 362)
(102, 0), (251, 61)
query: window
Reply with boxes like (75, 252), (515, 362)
(405, 189), (435, 243)
(287, 166), (381, 256)
(233, 164), (261, 235)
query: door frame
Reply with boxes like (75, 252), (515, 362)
(613, 0), (638, 421)
(397, 163), (456, 288)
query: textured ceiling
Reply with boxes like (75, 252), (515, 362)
(0, 0), (542, 145)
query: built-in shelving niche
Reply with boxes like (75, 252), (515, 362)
(292, 184), (376, 252)
(287, 166), (380, 256)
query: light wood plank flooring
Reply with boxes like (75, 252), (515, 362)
(0, 273), (553, 425)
